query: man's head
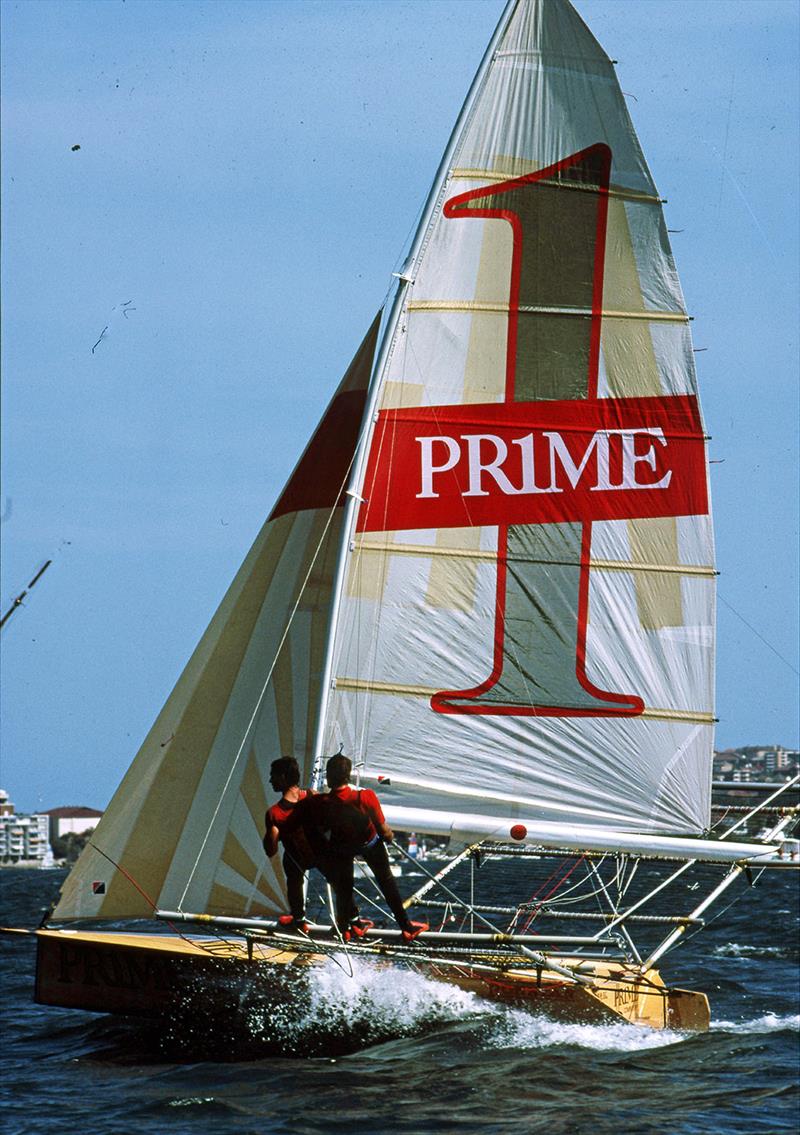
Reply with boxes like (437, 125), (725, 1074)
(270, 756), (300, 793)
(326, 754), (351, 789)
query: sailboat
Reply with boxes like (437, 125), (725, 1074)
(28, 0), (798, 1032)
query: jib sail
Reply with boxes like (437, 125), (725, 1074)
(51, 316), (382, 920)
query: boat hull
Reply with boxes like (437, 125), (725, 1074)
(437, 961), (709, 1030)
(34, 928), (319, 1016)
(34, 928), (709, 1030)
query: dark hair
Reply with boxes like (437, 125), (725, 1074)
(326, 754), (352, 789)
(270, 756), (300, 787)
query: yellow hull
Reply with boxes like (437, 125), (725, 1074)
(435, 958), (709, 1030)
(33, 928), (709, 1030)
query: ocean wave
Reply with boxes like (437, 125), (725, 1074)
(167, 1098), (219, 1109)
(487, 1010), (686, 1052)
(234, 957), (693, 1056)
(713, 941), (797, 960)
(271, 958), (698, 1055)
(712, 1012), (800, 1034)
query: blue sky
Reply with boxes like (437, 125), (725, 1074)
(1, 0), (798, 812)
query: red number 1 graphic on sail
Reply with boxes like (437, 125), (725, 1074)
(357, 144), (708, 717)
(434, 144), (641, 717)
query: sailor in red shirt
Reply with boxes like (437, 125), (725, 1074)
(318, 754), (428, 943)
(263, 756), (316, 930)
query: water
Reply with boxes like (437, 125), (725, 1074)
(2, 867), (798, 1135)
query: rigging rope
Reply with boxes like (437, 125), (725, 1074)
(82, 841), (227, 958)
(88, 841), (159, 914)
(517, 855), (587, 933)
(718, 591), (799, 676)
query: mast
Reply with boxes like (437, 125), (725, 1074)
(309, 0), (520, 787)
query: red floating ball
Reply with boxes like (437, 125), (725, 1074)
(509, 823), (527, 842)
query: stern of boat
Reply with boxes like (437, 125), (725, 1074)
(584, 964), (710, 1030)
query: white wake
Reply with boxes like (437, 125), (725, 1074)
(711, 1012), (800, 1034)
(249, 955), (690, 1052)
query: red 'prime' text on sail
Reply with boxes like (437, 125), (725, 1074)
(357, 393), (708, 533)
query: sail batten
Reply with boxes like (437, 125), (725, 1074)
(407, 302), (688, 321)
(451, 170), (664, 205)
(353, 542), (714, 578)
(335, 677), (714, 721)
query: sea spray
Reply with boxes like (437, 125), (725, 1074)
(294, 953), (480, 1038)
(156, 952), (483, 1059)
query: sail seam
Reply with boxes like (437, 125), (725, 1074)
(407, 301), (688, 322)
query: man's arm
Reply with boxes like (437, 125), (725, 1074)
(364, 790), (394, 842)
(263, 813), (280, 857)
(377, 820), (394, 843)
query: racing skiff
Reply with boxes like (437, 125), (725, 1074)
(21, 0), (799, 1033)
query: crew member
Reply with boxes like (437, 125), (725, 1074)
(318, 754), (428, 943)
(263, 756), (315, 931)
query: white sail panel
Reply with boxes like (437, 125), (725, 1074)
(52, 317), (381, 920)
(324, 0), (714, 835)
(455, 2), (654, 188)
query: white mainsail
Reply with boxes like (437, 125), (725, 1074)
(52, 0), (723, 925)
(323, 0), (715, 837)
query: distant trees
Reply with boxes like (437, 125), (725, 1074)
(51, 827), (95, 864)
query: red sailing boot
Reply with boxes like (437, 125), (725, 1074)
(401, 920), (429, 943)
